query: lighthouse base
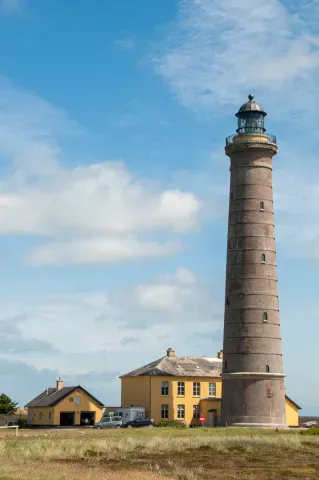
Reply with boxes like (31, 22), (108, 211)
(221, 373), (287, 428)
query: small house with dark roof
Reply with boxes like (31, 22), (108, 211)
(120, 348), (301, 427)
(25, 378), (104, 427)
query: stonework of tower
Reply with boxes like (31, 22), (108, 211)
(221, 94), (286, 427)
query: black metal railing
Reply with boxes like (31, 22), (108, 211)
(226, 133), (276, 146)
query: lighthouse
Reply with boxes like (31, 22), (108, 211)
(221, 94), (286, 427)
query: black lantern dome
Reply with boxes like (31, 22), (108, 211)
(235, 94), (267, 135)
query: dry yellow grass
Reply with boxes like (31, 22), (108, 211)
(0, 428), (318, 479)
(0, 458), (170, 480)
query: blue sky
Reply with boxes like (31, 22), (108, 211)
(0, 0), (319, 415)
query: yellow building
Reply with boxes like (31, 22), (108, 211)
(25, 378), (104, 427)
(121, 348), (301, 427)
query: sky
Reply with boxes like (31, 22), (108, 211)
(0, 0), (318, 415)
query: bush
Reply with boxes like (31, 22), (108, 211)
(156, 420), (187, 429)
(17, 416), (28, 428)
(301, 426), (319, 435)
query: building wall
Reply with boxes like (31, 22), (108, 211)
(285, 398), (299, 427)
(121, 376), (222, 425)
(122, 375), (299, 427)
(27, 389), (103, 426)
(28, 407), (54, 426)
(53, 389), (103, 425)
(121, 376), (151, 414)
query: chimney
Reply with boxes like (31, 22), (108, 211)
(56, 378), (63, 390)
(217, 350), (223, 360)
(167, 348), (175, 357)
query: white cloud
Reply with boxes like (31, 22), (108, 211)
(154, 0), (319, 115)
(174, 267), (196, 284)
(114, 36), (136, 51)
(0, 163), (200, 237)
(0, 268), (223, 379)
(274, 164), (319, 261)
(26, 237), (179, 266)
(135, 284), (186, 312)
(133, 268), (220, 320)
(134, 268), (197, 312)
(0, 79), (201, 265)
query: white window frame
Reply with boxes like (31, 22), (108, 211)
(193, 382), (200, 396)
(161, 381), (169, 396)
(177, 382), (185, 396)
(177, 404), (185, 419)
(209, 383), (216, 397)
(161, 404), (169, 419)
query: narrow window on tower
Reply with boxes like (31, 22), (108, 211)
(260, 201), (264, 211)
(226, 297), (229, 306)
(261, 253), (266, 264)
(228, 240), (231, 250)
(266, 365), (270, 373)
(225, 361), (228, 370)
(230, 191), (233, 200)
(263, 312), (268, 322)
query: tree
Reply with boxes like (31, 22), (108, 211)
(0, 394), (18, 415)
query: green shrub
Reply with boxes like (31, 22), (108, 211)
(156, 420), (187, 429)
(17, 416), (28, 428)
(300, 426), (319, 435)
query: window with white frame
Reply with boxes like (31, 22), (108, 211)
(161, 404), (169, 419)
(161, 381), (169, 396)
(209, 383), (216, 397)
(177, 382), (185, 396)
(75, 396), (81, 406)
(177, 404), (185, 419)
(193, 382), (200, 396)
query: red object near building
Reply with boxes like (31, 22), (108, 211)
(200, 416), (205, 423)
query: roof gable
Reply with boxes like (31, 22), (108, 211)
(121, 356), (222, 378)
(25, 386), (104, 408)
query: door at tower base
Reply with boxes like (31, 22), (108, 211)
(221, 376), (287, 427)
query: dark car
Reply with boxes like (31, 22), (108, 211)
(123, 417), (156, 428)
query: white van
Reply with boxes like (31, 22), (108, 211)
(102, 407), (145, 425)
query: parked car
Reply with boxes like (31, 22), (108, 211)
(303, 421), (318, 429)
(122, 418), (156, 428)
(94, 416), (122, 429)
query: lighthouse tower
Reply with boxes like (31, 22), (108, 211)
(221, 94), (286, 427)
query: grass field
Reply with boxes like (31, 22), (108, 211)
(0, 427), (318, 480)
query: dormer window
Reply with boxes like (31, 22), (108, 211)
(260, 202), (264, 211)
(261, 254), (266, 264)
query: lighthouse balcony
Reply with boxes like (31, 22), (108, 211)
(226, 132), (276, 146)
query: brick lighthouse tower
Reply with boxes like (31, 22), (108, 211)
(221, 94), (286, 427)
